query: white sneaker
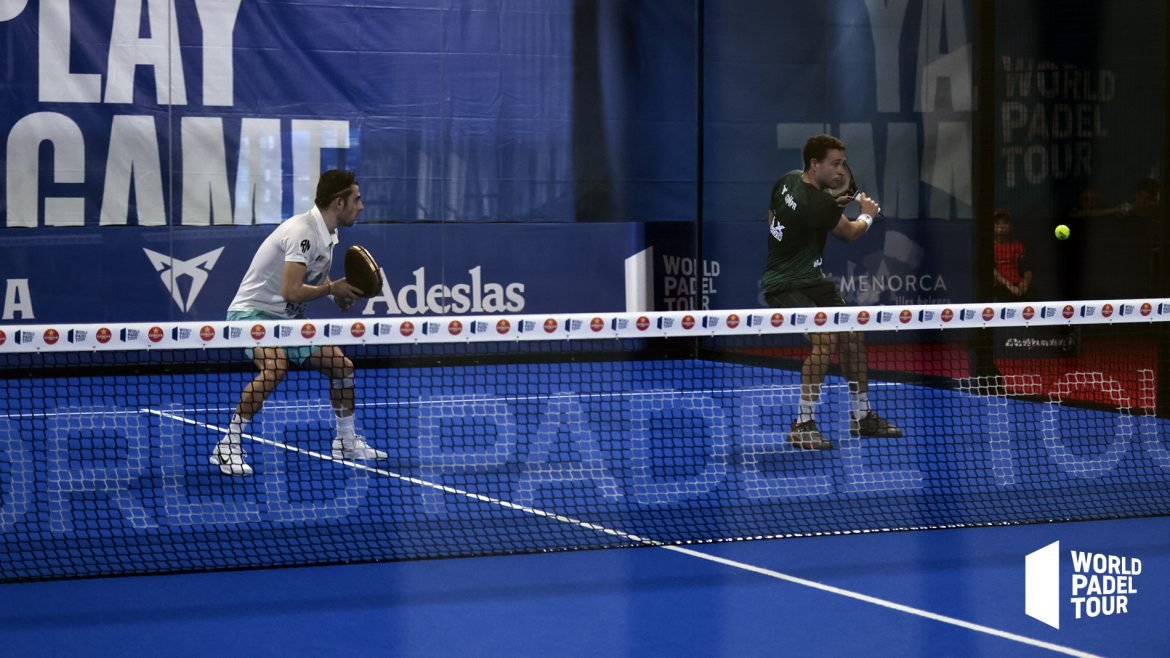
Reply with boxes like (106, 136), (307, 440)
(332, 435), (389, 461)
(210, 438), (254, 476)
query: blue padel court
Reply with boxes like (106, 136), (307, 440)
(0, 516), (1166, 657)
(3, 0), (1170, 652)
(2, 356), (1169, 656)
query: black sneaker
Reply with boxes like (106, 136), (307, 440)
(789, 419), (833, 450)
(855, 411), (903, 438)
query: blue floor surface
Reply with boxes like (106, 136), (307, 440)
(0, 516), (1167, 657)
(2, 358), (1169, 655)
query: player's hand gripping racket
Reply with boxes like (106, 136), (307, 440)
(830, 162), (885, 223)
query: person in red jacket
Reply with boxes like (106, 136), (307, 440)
(992, 209), (1033, 301)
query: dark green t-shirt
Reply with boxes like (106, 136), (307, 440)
(760, 170), (842, 293)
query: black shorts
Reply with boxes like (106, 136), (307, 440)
(764, 279), (845, 309)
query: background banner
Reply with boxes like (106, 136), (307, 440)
(1, 1), (1161, 322)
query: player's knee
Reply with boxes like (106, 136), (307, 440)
(811, 334), (837, 352)
(839, 332), (863, 351)
(265, 359), (289, 382)
(329, 356), (355, 390)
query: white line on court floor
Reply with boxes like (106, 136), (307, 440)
(4, 380), (896, 419)
(142, 406), (1098, 658)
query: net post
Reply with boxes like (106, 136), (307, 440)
(1160, 2), (1170, 418)
(971, 0), (998, 377)
(694, 0), (705, 311)
(691, 0), (705, 360)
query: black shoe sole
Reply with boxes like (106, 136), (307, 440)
(857, 430), (904, 438)
(788, 438), (834, 450)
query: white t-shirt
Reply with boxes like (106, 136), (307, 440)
(228, 206), (339, 318)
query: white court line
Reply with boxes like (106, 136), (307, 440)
(40, 380), (899, 418)
(660, 545), (1099, 658)
(0, 409), (164, 420)
(141, 408), (657, 545)
(6, 386), (804, 418)
(143, 405), (1095, 657)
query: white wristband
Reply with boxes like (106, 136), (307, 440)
(857, 213), (874, 228)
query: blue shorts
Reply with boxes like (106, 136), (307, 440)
(227, 309), (315, 366)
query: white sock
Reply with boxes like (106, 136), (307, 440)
(797, 400), (816, 424)
(226, 413), (248, 444)
(850, 391), (872, 417)
(337, 414), (356, 440)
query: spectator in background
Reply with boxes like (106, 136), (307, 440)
(1125, 178), (1161, 219)
(1069, 179), (1160, 219)
(1127, 178), (1164, 296)
(992, 209), (1032, 300)
(1068, 186), (1107, 219)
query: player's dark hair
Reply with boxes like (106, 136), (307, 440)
(803, 135), (846, 171)
(315, 169), (357, 208)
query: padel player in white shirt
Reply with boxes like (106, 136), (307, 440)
(213, 169), (389, 476)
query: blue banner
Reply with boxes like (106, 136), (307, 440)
(643, 220), (972, 311)
(2, 222), (643, 322)
(2, 0), (1158, 324)
(0, 0), (575, 228)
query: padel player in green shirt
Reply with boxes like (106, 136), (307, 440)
(762, 134), (903, 450)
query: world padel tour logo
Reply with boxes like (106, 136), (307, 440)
(1026, 541), (1143, 629)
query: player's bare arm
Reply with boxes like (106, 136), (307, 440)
(281, 262), (362, 303)
(832, 193), (880, 241)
